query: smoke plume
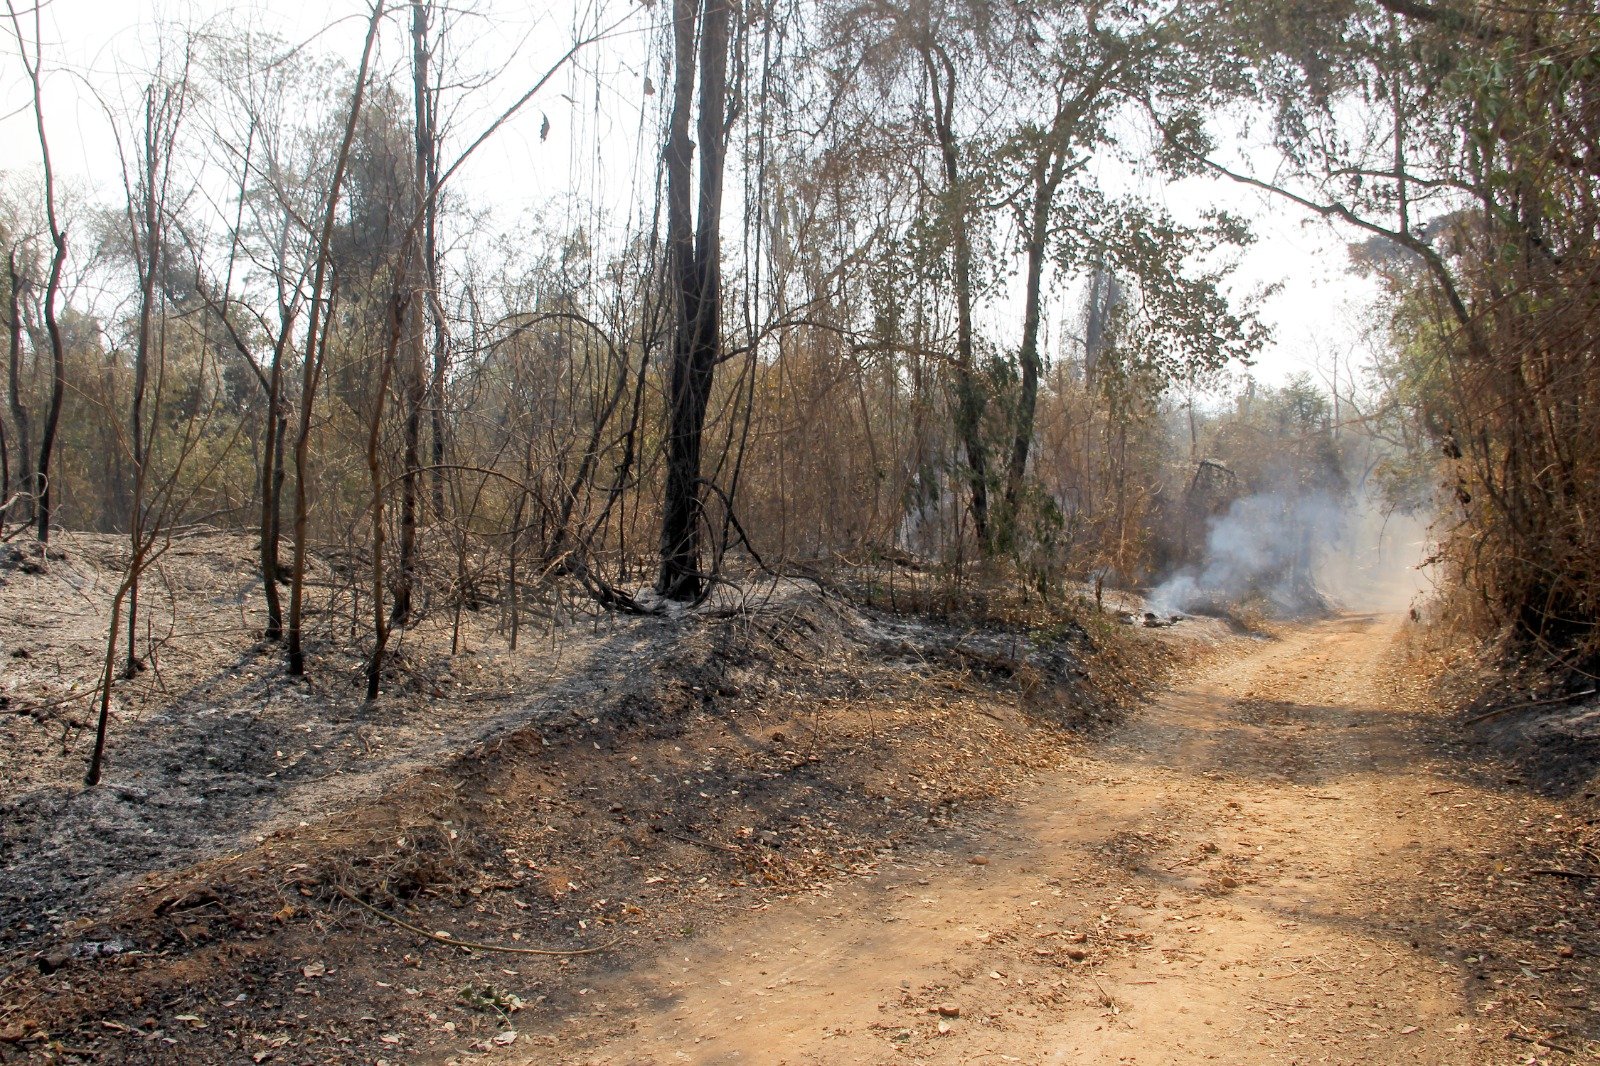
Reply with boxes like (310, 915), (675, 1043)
(1149, 488), (1430, 618)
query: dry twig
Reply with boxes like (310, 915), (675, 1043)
(333, 886), (616, 956)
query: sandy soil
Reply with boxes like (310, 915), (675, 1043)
(536, 614), (1600, 1065)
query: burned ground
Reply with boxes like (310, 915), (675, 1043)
(0, 535), (1164, 1064)
(2, 539), (1597, 1065)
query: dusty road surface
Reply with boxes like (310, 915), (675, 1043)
(537, 614), (1595, 1065)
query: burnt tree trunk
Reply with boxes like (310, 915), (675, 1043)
(921, 43), (989, 552)
(287, 0), (384, 676)
(656, 0), (731, 603)
(392, 0), (435, 628)
(365, 292), (403, 703)
(1003, 170), (1051, 538)
(1003, 144), (1070, 539)
(5, 253), (30, 527)
(259, 323), (291, 639)
(33, 222), (64, 544)
(11, 11), (69, 545)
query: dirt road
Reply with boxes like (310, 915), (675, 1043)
(541, 615), (1593, 1064)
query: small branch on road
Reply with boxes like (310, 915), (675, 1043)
(1528, 867), (1600, 881)
(1507, 1030), (1577, 1055)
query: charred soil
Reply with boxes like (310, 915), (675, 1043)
(0, 534), (1165, 1064)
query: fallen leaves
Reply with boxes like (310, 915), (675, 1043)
(459, 984), (524, 1015)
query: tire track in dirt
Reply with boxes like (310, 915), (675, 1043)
(520, 614), (1583, 1064)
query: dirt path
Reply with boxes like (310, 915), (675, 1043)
(537, 614), (1591, 1064)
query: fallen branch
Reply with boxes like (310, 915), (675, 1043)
(1529, 867), (1600, 881)
(12, 684), (91, 718)
(670, 830), (742, 854)
(334, 886), (616, 956)
(1507, 1030), (1576, 1054)
(948, 644), (1023, 675)
(1465, 689), (1597, 727)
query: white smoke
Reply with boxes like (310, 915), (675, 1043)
(1149, 488), (1431, 618)
(1318, 496), (1434, 614)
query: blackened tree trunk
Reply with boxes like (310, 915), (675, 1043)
(1002, 143), (1072, 538)
(31, 202), (65, 543)
(392, 0), (435, 629)
(1002, 169), (1051, 538)
(25, 144), (65, 542)
(365, 292), (403, 703)
(287, 0), (385, 676)
(6, 0), (68, 544)
(4, 252), (30, 527)
(259, 325), (291, 639)
(416, 0), (449, 523)
(200, 266), (292, 641)
(393, 312), (424, 627)
(921, 43), (989, 552)
(656, 0), (731, 602)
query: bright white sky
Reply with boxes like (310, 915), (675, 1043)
(0, 0), (1384, 391)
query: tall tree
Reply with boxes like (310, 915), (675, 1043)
(993, 1), (1252, 543)
(286, 0), (387, 676)
(657, 0), (734, 601)
(115, 57), (192, 676)
(389, 0), (437, 629)
(5, 0), (68, 544)
(4, 246), (31, 527)
(916, 27), (991, 551)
